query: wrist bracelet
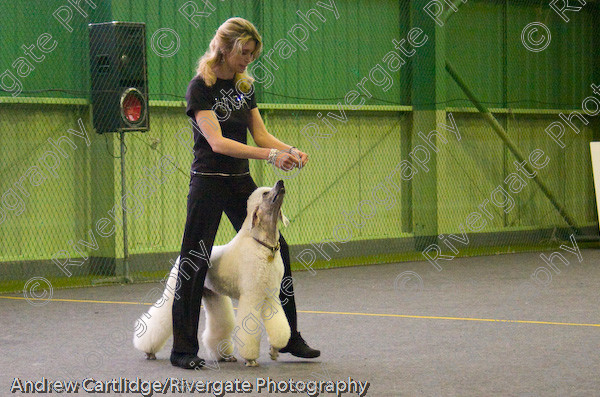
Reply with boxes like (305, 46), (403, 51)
(267, 148), (279, 165)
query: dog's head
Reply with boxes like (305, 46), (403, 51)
(247, 180), (289, 231)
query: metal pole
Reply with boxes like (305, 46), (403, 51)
(92, 132), (133, 285)
(120, 131), (132, 283)
(445, 60), (579, 232)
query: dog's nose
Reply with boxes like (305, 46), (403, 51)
(276, 180), (284, 189)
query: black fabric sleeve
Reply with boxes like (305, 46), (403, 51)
(185, 78), (214, 118)
(248, 86), (257, 109)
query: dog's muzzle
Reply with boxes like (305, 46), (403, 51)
(272, 180), (285, 203)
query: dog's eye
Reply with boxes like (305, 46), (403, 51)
(262, 192), (268, 196)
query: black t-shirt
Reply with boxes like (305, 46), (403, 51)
(185, 76), (257, 175)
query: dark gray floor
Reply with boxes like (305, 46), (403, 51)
(2, 249), (600, 396)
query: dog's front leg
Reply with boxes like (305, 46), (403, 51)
(259, 296), (291, 360)
(234, 296), (264, 367)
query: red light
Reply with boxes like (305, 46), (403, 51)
(122, 93), (142, 123)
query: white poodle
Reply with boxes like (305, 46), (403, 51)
(133, 181), (291, 367)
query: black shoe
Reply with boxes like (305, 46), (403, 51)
(279, 332), (320, 358)
(170, 352), (205, 370)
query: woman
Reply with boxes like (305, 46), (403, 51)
(171, 17), (320, 369)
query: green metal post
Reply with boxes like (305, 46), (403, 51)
(410, 0), (447, 250)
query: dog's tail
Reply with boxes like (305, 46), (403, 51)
(132, 259), (179, 356)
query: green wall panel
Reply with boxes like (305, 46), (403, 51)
(0, 0), (598, 283)
(438, 113), (596, 235)
(0, 107), (91, 260)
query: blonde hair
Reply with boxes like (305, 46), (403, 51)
(196, 17), (262, 93)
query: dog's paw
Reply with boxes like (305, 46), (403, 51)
(221, 355), (237, 362)
(269, 346), (279, 361)
(145, 353), (156, 360)
(245, 359), (259, 367)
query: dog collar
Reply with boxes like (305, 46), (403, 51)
(252, 237), (280, 255)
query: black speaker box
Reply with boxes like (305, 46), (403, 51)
(89, 22), (149, 133)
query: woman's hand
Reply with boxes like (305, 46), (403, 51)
(272, 148), (309, 171)
(273, 151), (299, 171)
(290, 148), (309, 168)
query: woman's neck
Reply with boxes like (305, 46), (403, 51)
(214, 64), (235, 80)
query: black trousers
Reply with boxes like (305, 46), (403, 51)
(172, 174), (298, 355)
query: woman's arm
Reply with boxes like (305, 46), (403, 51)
(248, 108), (309, 167)
(194, 109), (301, 170)
(195, 109), (269, 160)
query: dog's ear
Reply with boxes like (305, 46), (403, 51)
(279, 209), (290, 227)
(251, 207), (260, 229)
